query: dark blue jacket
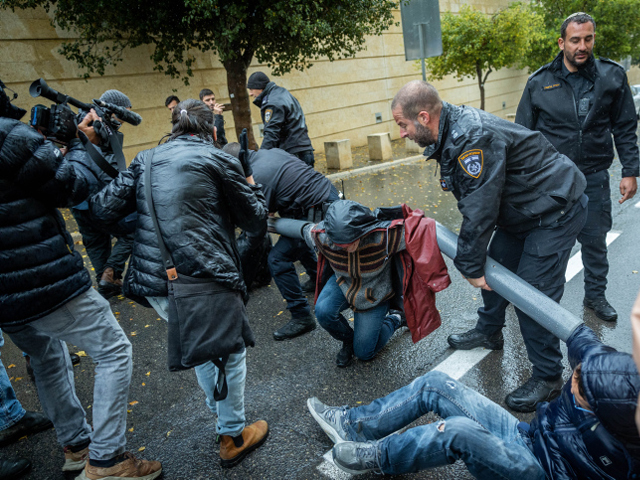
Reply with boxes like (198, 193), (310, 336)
(0, 118), (92, 326)
(530, 324), (640, 479)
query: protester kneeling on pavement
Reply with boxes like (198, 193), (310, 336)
(298, 200), (450, 367)
(90, 99), (269, 468)
(308, 322), (640, 478)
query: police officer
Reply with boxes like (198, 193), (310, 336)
(247, 72), (315, 168)
(392, 80), (587, 413)
(516, 12), (639, 322)
(223, 142), (340, 340)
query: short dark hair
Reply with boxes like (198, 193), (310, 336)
(391, 80), (442, 120)
(574, 363), (587, 400)
(199, 88), (214, 101)
(169, 99), (215, 143)
(561, 12), (596, 39)
(222, 142), (241, 159)
(165, 95), (180, 107)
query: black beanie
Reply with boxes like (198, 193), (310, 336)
(247, 72), (270, 90)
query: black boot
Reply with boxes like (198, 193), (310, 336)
(583, 296), (617, 322)
(273, 315), (317, 340)
(0, 411), (53, 447)
(336, 342), (354, 368)
(505, 376), (563, 413)
(300, 278), (316, 294)
(447, 328), (504, 350)
(97, 267), (122, 299)
(0, 458), (31, 480)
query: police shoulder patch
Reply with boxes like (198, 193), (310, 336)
(458, 149), (483, 178)
(264, 108), (273, 123)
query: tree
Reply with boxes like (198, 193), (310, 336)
(425, 3), (545, 110)
(523, 0), (640, 70)
(1, 0), (397, 148)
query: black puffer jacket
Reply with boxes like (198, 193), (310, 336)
(253, 82), (313, 154)
(90, 135), (267, 303)
(0, 118), (92, 326)
(530, 324), (640, 479)
(516, 53), (639, 178)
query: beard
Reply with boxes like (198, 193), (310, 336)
(412, 120), (436, 147)
(565, 50), (594, 70)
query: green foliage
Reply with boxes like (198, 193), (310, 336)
(1, 0), (397, 83)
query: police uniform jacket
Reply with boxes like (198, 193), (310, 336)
(0, 118), (92, 326)
(253, 82), (313, 155)
(516, 52), (639, 178)
(425, 102), (586, 279)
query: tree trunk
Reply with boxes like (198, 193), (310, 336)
(224, 54), (258, 150)
(475, 63), (492, 111)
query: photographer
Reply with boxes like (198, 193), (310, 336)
(0, 80), (161, 478)
(67, 89), (136, 299)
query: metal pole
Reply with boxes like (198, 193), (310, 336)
(418, 25), (427, 81)
(268, 217), (583, 342)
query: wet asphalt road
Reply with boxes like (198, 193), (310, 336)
(2, 157), (639, 480)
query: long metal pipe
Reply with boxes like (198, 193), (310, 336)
(268, 217), (583, 342)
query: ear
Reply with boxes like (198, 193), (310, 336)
(558, 37), (565, 51)
(417, 110), (430, 126)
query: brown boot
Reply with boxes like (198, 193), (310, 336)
(98, 267), (122, 299)
(219, 420), (269, 468)
(76, 452), (161, 480)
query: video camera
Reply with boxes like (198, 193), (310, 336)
(28, 78), (142, 148)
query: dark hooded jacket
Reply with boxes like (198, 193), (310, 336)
(90, 135), (267, 304)
(530, 324), (640, 479)
(516, 53), (639, 178)
(253, 82), (313, 155)
(425, 102), (586, 279)
(0, 118), (92, 326)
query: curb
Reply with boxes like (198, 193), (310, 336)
(325, 155), (426, 181)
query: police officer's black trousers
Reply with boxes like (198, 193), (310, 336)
(578, 170), (612, 299)
(476, 196), (588, 380)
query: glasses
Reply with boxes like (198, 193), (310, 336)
(572, 393), (593, 414)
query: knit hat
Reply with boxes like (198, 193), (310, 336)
(247, 72), (270, 90)
(100, 89), (132, 108)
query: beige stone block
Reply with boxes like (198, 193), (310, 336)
(368, 132), (393, 161)
(405, 138), (422, 154)
(324, 139), (353, 170)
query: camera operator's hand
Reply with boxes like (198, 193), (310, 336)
(77, 109), (103, 145)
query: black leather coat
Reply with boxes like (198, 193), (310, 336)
(90, 135), (267, 303)
(0, 118), (92, 326)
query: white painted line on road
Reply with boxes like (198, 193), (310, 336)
(565, 231), (620, 282)
(318, 451), (351, 479)
(635, 200), (640, 208)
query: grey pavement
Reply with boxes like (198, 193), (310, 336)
(2, 154), (639, 480)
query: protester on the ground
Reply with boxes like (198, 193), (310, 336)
(0, 80), (161, 480)
(165, 95), (179, 114)
(224, 143), (338, 340)
(516, 12), (639, 323)
(392, 80), (587, 413)
(68, 89), (135, 298)
(247, 72), (315, 167)
(90, 99), (269, 468)
(309, 323), (640, 478)
(199, 88), (227, 147)
(300, 201), (450, 367)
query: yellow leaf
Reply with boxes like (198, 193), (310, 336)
(277, 311), (283, 316)
(145, 371), (151, 376)
(166, 430), (172, 437)
(7, 364), (15, 369)
(130, 332), (137, 336)
(138, 446), (146, 452)
(115, 312), (120, 315)
(142, 382), (146, 386)
(144, 325), (150, 328)
(127, 409), (132, 413)
(129, 401), (139, 406)
(75, 351), (88, 357)
(633, 270), (638, 274)
(14, 377), (22, 381)
(87, 405), (91, 409)
(129, 427), (134, 432)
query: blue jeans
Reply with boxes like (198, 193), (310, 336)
(343, 371), (546, 479)
(3, 288), (132, 461)
(0, 332), (26, 431)
(315, 275), (396, 360)
(147, 297), (246, 436)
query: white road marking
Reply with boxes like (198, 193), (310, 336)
(635, 200), (640, 208)
(317, 230), (622, 478)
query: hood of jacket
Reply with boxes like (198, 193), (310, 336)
(322, 200), (393, 245)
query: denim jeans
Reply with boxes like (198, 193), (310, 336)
(342, 371), (546, 479)
(315, 275), (396, 360)
(147, 296), (246, 436)
(3, 288), (132, 461)
(0, 332), (26, 431)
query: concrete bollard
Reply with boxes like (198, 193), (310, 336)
(405, 138), (422, 154)
(367, 133), (393, 161)
(324, 139), (353, 170)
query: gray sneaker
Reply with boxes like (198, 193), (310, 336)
(332, 442), (382, 475)
(306, 397), (348, 444)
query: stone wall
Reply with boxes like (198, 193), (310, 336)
(1, 2), (639, 163)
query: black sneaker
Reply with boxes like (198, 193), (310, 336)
(583, 296), (617, 322)
(505, 376), (563, 413)
(447, 328), (504, 350)
(336, 342), (354, 368)
(273, 315), (316, 341)
(0, 411), (53, 447)
(300, 278), (316, 294)
(332, 442), (382, 475)
(0, 458), (31, 480)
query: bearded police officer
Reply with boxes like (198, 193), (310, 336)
(392, 80), (588, 412)
(516, 12), (639, 322)
(247, 72), (315, 168)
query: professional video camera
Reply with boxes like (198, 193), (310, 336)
(28, 78), (142, 148)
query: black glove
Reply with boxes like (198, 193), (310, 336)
(238, 128), (253, 178)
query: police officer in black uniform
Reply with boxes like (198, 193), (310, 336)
(247, 72), (315, 168)
(516, 12), (639, 322)
(223, 142), (340, 340)
(392, 80), (587, 413)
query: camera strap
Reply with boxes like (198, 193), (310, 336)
(78, 130), (119, 179)
(108, 130), (127, 172)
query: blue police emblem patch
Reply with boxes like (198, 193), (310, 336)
(458, 149), (483, 178)
(264, 108), (273, 123)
